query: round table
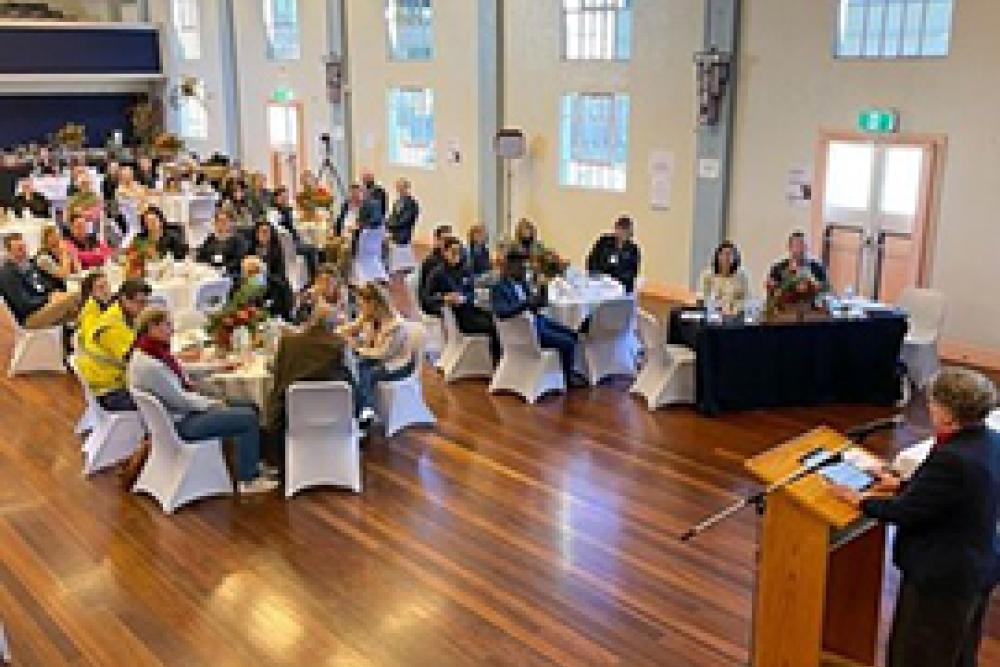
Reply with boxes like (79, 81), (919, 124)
(544, 276), (627, 329)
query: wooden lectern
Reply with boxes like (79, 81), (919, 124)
(745, 427), (886, 667)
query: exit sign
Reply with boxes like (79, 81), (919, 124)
(271, 87), (295, 103)
(857, 108), (899, 134)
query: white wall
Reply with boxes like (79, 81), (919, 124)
(729, 0), (1000, 352)
(503, 0), (703, 287)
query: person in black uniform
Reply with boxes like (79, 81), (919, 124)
(586, 215), (641, 293)
(766, 230), (829, 294)
(196, 208), (247, 278)
(831, 367), (1000, 667)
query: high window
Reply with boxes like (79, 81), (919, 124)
(835, 0), (954, 58)
(559, 93), (629, 191)
(386, 0), (433, 61)
(562, 0), (632, 61)
(388, 87), (435, 169)
(264, 0), (300, 61)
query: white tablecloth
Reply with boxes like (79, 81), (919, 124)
(98, 261), (225, 312)
(544, 277), (627, 329)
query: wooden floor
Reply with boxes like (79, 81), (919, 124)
(1, 324), (998, 667)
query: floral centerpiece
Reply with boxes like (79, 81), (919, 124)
(533, 247), (570, 281)
(765, 272), (823, 320)
(152, 132), (185, 160)
(54, 123), (86, 150)
(205, 284), (268, 351)
(295, 184), (334, 221)
(123, 237), (161, 278)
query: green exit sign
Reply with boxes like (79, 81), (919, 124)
(271, 87), (295, 103)
(857, 108), (899, 134)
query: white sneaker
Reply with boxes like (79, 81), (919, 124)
(238, 478), (280, 495)
(360, 407), (376, 423)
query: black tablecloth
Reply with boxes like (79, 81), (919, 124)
(669, 308), (907, 415)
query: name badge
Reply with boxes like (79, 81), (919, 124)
(213, 254), (224, 264)
(608, 254), (619, 265)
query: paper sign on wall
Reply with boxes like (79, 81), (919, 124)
(649, 150), (675, 210)
(698, 158), (721, 180)
(786, 165), (813, 208)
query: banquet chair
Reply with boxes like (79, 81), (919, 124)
(275, 227), (308, 292)
(404, 270), (444, 363)
(352, 227), (389, 285)
(386, 241), (418, 274)
(579, 297), (638, 385)
(119, 198), (142, 248)
(897, 287), (946, 389)
(191, 277), (233, 313)
(0, 296), (65, 377)
(489, 312), (565, 404)
(375, 322), (437, 437)
(131, 390), (232, 514)
(439, 306), (493, 383)
(285, 381), (361, 497)
(0, 621), (8, 664)
(186, 195), (216, 248)
(69, 357), (145, 476)
(629, 310), (696, 410)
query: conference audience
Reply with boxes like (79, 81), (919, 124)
(467, 224), (492, 278)
(64, 212), (112, 269)
(699, 240), (749, 315)
(249, 221), (294, 320)
(490, 249), (584, 387)
(0, 233), (80, 329)
(417, 224), (453, 313)
(77, 279), (151, 411)
(34, 225), (80, 292)
(338, 284), (415, 412)
(831, 367), (999, 667)
(127, 307), (278, 494)
(132, 207), (188, 261)
(386, 178), (419, 246)
(12, 178), (51, 218)
(767, 230), (829, 294)
(422, 237), (500, 362)
(196, 208), (248, 278)
(586, 215), (641, 293)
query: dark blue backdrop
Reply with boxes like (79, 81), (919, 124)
(0, 27), (160, 74)
(0, 95), (139, 148)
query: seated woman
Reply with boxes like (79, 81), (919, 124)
(196, 207), (247, 278)
(34, 225), (80, 292)
(63, 211), (112, 269)
(66, 170), (104, 230)
(249, 220), (294, 320)
(337, 284), (415, 413)
(126, 307), (278, 494)
(293, 263), (349, 325)
(130, 206), (188, 262)
(699, 240), (750, 315)
(467, 224), (492, 278)
(513, 217), (545, 261)
(76, 270), (112, 342)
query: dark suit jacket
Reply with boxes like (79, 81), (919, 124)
(334, 202), (359, 237)
(12, 192), (51, 218)
(421, 263), (475, 317)
(196, 233), (247, 277)
(386, 194), (419, 245)
(264, 325), (352, 430)
(101, 175), (119, 202)
(768, 257), (829, 290)
(417, 251), (444, 313)
(862, 425), (1000, 595)
(365, 183), (387, 219)
(0, 164), (31, 208)
(0, 258), (50, 324)
(276, 205), (302, 244)
(489, 276), (545, 320)
(469, 243), (491, 277)
(138, 226), (189, 261)
(586, 234), (640, 293)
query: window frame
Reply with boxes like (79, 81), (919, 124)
(385, 0), (434, 62)
(560, 0), (633, 63)
(264, 0), (301, 62)
(558, 91), (630, 193)
(832, 0), (955, 60)
(387, 87), (436, 170)
(171, 0), (201, 62)
(178, 86), (208, 141)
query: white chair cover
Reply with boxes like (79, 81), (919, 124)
(629, 309), (696, 410)
(285, 381), (361, 496)
(352, 227), (389, 285)
(439, 306), (493, 383)
(186, 196), (217, 248)
(191, 277), (233, 313)
(898, 287), (945, 388)
(489, 312), (565, 404)
(580, 297), (637, 385)
(405, 271), (444, 361)
(69, 357), (145, 475)
(274, 226), (308, 291)
(375, 322), (437, 436)
(0, 296), (65, 377)
(387, 242), (418, 274)
(131, 390), (232, 513)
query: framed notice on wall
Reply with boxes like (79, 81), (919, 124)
(649, 150), (675, 210)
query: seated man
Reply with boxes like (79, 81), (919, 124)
(12, 178), (51, 218)
(77, 279), (151, 411)
(422, 237), (499, 362)
(272, 185), (319, 282)
(417, 224), (453, 314)
(127, 307), (278, 494)
(196, 208), (248, 278)
(0, 233), (80, 329)
(766, 230), (830, 294)
(586, 215), (641, 293)
(490, 249), (585, 387)
(64, 212), (113, 269)
(262, 299), (360, 465)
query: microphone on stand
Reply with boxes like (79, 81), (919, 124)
(846, 414), (905, 441)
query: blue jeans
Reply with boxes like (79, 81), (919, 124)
(175, 402), (261, 481)
(356, 358), (416, 412)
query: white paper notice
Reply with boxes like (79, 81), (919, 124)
(649, 150), (675, 210)
(786, 165), (813, 208)
(698, 158), (721, 180)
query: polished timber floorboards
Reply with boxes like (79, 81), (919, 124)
(1, 331), (998, 666)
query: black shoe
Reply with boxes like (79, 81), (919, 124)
(568, 373), (589, 388)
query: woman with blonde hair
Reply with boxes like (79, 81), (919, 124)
(34, 224), (80, 292)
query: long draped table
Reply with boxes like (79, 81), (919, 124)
(668, 308), (907, 415)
